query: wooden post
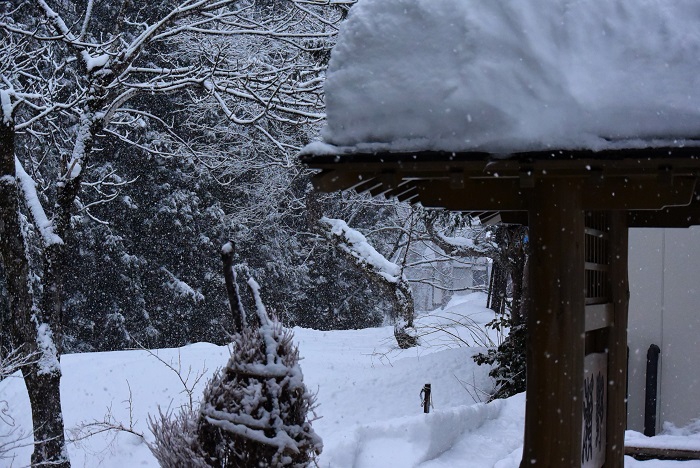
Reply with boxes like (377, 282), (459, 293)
(644, 344), (660, 437)
(521, 178), (586, 467)
(607, 212), (629, 466)
(221, 242), (252, 332)
(422, 383), (432, 414)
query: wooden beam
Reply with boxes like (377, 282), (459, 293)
(314, 169), (697, 216)
(499, 211), (529, 225)
(415, 178), (529, 211)
(496, 201), (700, 228)
(521, 179), (585, 467)
(312, 170), (370, 192)
(300, 145), (700, 170)
(582, 176), (696, 210)
(625, 446), (700, 461)
(606, 211), (629, 468)
(628, 204), (700, 227)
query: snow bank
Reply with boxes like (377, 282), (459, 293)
(2, 294), (699, 467)
(315, 0), (700, 154)
(327, 393), (526, 468)
(329, 399), (503, 467)
(626, 419), (700, 452)
(415, 293), (500, 348)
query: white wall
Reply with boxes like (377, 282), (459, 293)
(627, 227), (700, 432)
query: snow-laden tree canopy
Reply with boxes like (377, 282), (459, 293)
(308, 0), (700, 154)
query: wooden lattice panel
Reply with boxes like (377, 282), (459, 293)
(585, 212), (610, 305)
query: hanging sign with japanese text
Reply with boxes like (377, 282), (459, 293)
(582, 352), (607, 468)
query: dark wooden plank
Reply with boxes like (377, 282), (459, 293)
(606, 211), (630, 468)
(625, 445), (700, 461)
(414, 178), (529, 211)
(300, 145), (700, 166)
(521, 178), (585, 467)
(582, 176), (696, 210)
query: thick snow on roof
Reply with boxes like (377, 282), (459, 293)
(314, 0), (700, 154)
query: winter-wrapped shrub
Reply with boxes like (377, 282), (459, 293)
(150, 247), (321, 467)
(197, 286), (322, 466)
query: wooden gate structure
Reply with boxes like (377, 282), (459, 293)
(301, 146), (700, 467)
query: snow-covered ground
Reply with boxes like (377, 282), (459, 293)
(2, 293), (699, 467)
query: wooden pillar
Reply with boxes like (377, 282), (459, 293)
(522, 179), (585, 467)
(606, 211), (629, 467)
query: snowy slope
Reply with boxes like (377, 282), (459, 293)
(1, 293), (700, 467)
(313, 0), (700, 154)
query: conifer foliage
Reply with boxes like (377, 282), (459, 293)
(150, 243), (321, 467)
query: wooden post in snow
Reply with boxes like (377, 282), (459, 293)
(421, 383), (432, 414)
(607, 212), (629, 464)
(521, 178), (586, 467)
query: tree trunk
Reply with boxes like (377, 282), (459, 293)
(221, 242), (249, 332)
(508, 226), (528, 328)
(515, 255), (530, 328)
(487, 225), (529, 321)
(0, 120), (71, 468)
(40, 245), (65, 354)
(487, 259), (508, 314)
(24, 368), (70, 468)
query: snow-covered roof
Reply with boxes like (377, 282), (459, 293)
(307, 0), (700, 155)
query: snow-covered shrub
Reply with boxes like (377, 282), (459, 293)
(149, 268), (321, 467)
(473, 322), (526, 400)
(149, 406), (210, 467)
(196, 303), (322, 466)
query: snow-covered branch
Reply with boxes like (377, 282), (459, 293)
(424, 213), (496, 259)
(14, 157), (63, 247)
(320, 217), (404, 283)
(0, 89), (14, 125)
(36, 0), (110, 73)
(161, 267), (204, 303)
(318, 217), (417, 347)
(0, 348), (37, 380)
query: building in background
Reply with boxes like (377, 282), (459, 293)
(627, 227), (700, 433)
(405, 242), (490, 312)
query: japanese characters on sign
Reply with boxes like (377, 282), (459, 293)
(583, 352), (607, 468)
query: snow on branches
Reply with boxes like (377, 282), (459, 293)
(319, 217), (418, 348)
(15, 158), (63, 247)
(197, 279), (322, 467)
(321, 217), (403, 283)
